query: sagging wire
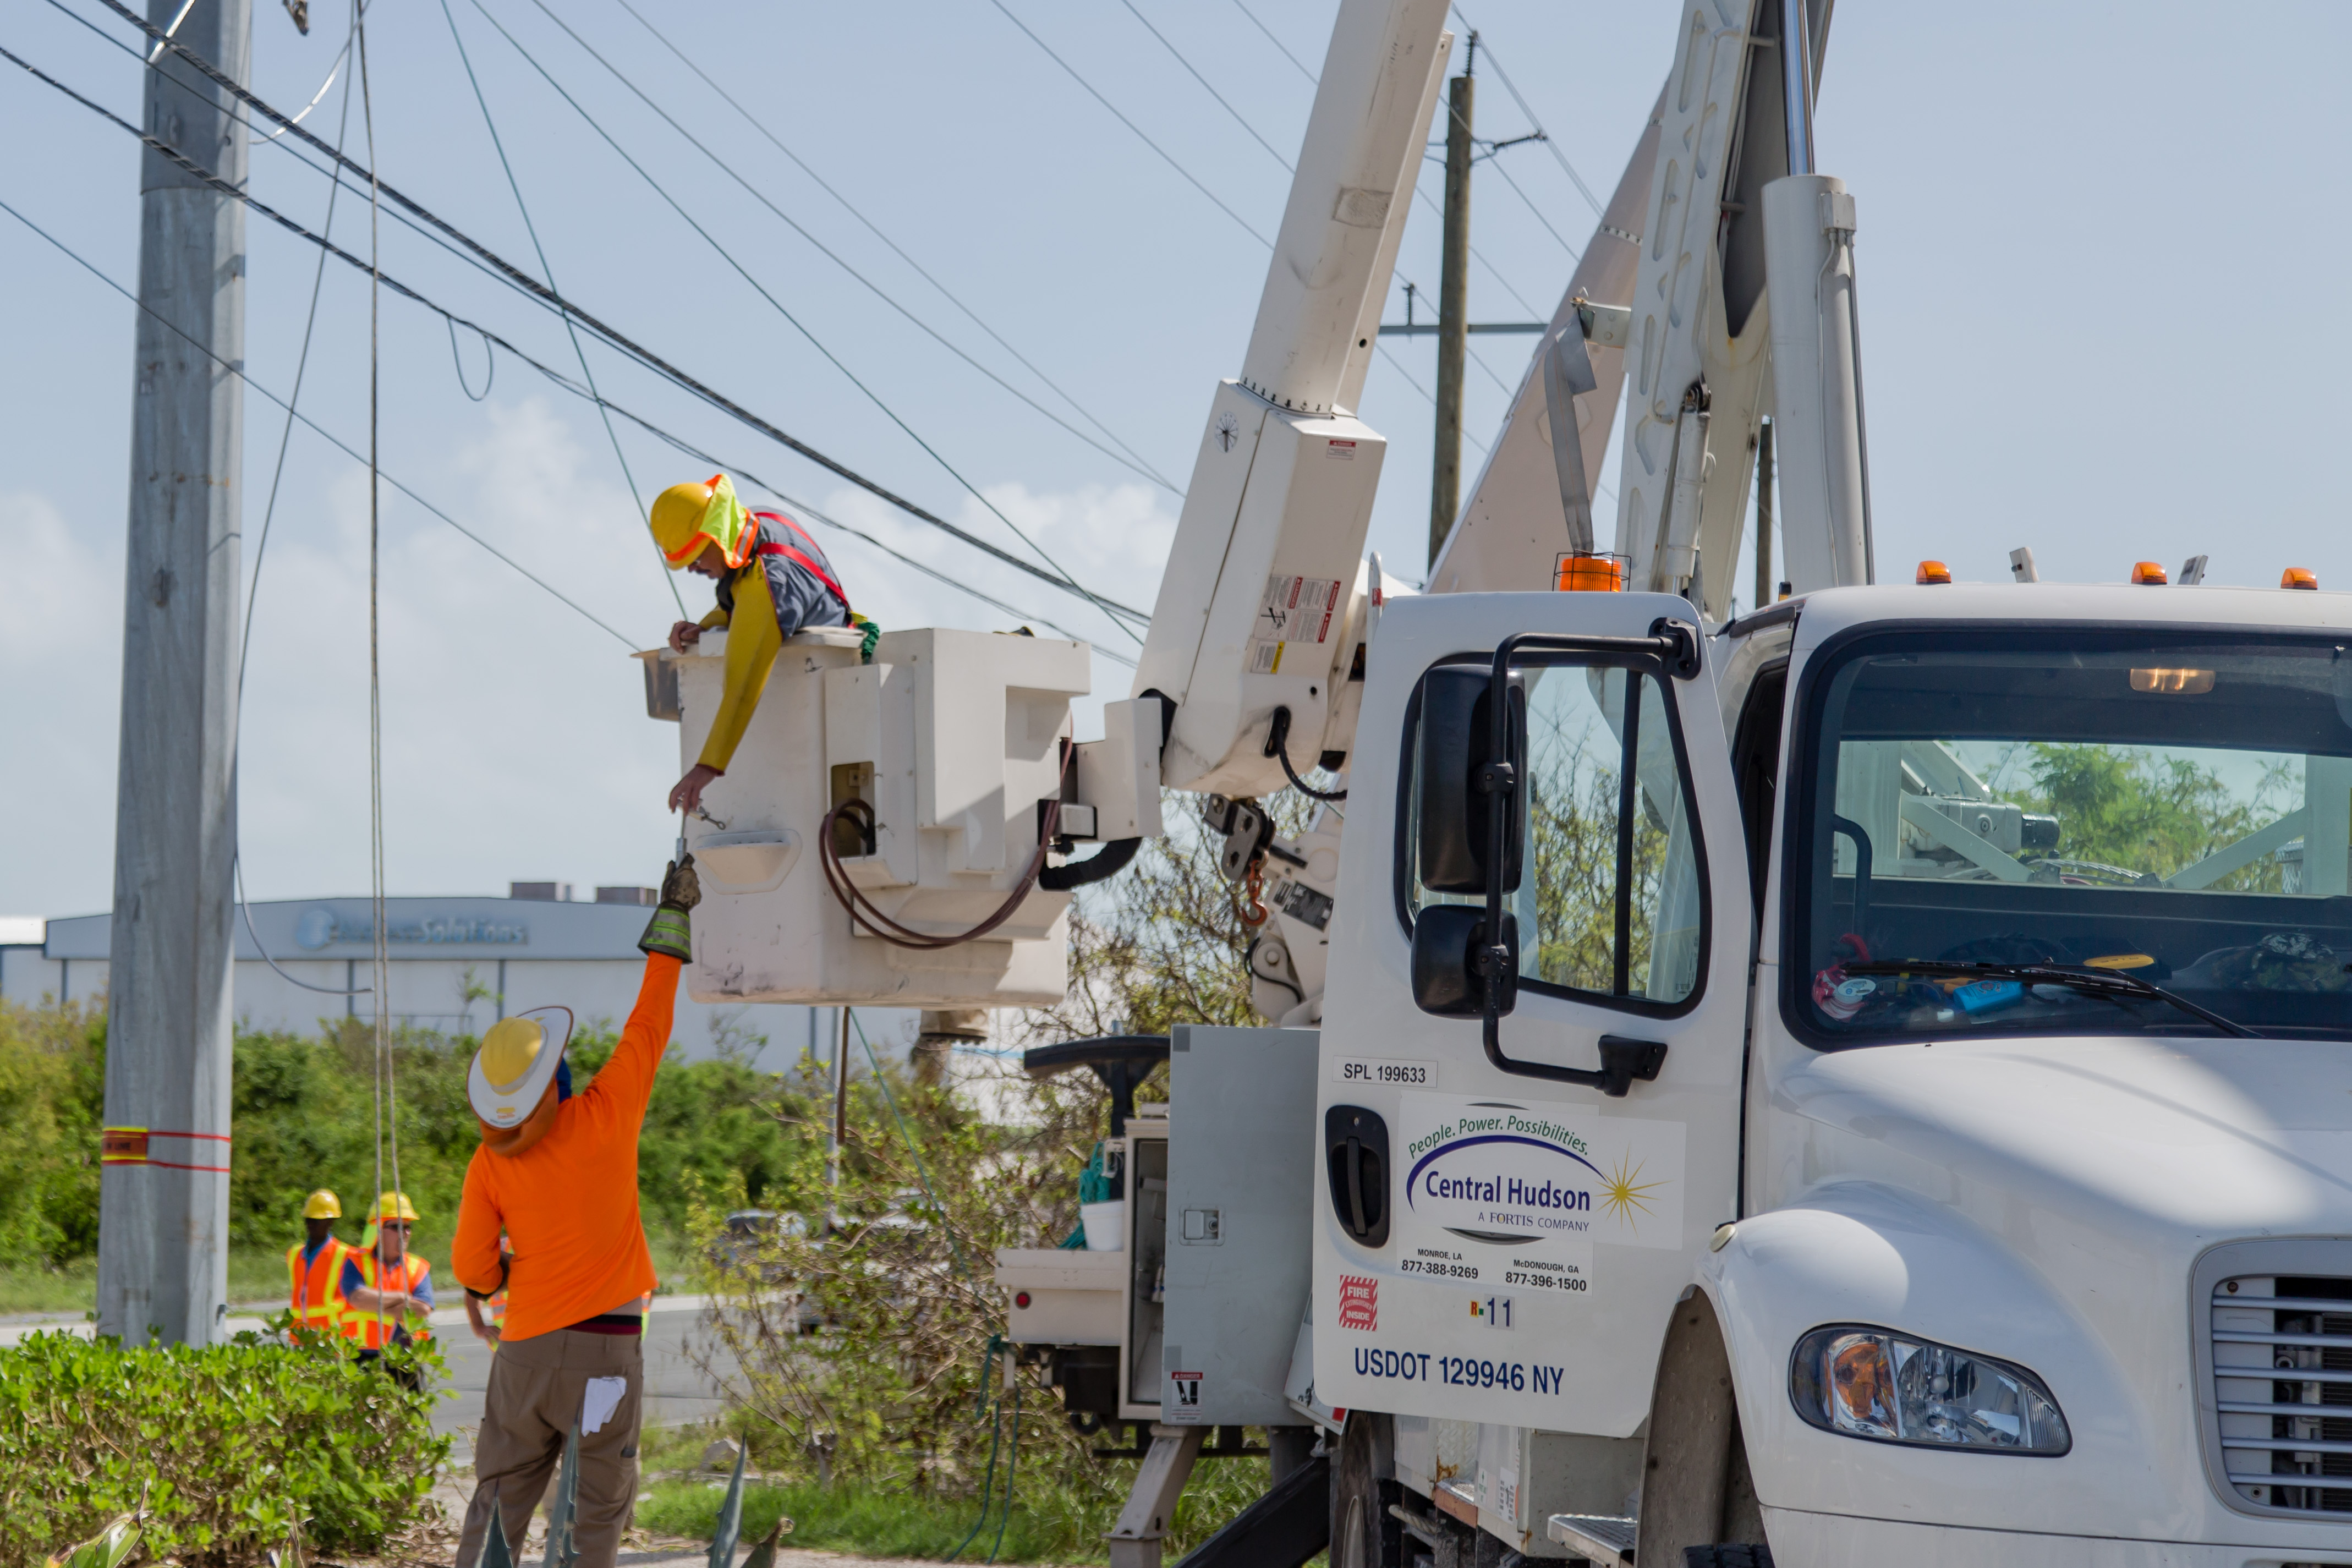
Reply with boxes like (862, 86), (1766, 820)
(461, 0), (1145, 648)
(518, 0), (1182, 498)
(357, 0), (407, 1354)
(74, 0), (1153, 631)
(436, 0), (685, 615)
(233, 0), (369, 999)
(447, 316), (495, 401)
(604, 0), (1180, 497)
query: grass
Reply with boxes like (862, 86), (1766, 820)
(0, 1232), (703, 1318)
(634, 1424), (1294, 1565)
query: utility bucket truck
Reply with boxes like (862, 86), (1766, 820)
(633, 0), (2352, 1561)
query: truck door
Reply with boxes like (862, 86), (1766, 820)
(1315, 590), (1754, 1436)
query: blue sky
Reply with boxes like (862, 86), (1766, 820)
(4, 0), (2349, 917)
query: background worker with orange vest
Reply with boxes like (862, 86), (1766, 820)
(286, 1188), (352, 1338)
(341, 1191), (434, 1384)
(650, 473), (856, 817)
(450, 857), (698, 1568)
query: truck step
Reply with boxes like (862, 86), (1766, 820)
(1545, 1514), (1636, 1565)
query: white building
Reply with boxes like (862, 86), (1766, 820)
(0, 888), (914, 1073)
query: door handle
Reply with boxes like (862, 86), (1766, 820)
(1324, 1105), (1390, 1248)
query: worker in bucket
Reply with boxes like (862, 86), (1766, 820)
(450, 855), (699, 1568)
(650, 473), (858, 816)
(341, 1191), (434, 1386)
(286, 1188), (352, 1340)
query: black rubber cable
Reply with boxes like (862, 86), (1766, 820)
(1264, 706), (1348, 802)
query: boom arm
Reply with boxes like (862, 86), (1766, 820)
(1128, 0), (1452, 799)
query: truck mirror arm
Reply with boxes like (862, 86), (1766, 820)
(1470, 622), (1697, 1095)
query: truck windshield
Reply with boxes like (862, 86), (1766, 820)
(1791, 629), (2352, 1042)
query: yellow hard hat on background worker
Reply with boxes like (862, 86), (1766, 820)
(302, 1189), (342, 1220)
(359, 1189), (421, 1249)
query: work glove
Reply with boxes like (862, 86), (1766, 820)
(638, 853), (700, 961)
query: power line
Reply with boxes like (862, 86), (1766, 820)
(985, 0), (1272, 248)
(1117, 0), (1295, 172)
(507, 0), (1180, 496)
(1230, 0), (1317, 83)
(1446, 6), (1606, 217)
(462, 0), (1144, 645)
(604, 0), (1180, 499)
(1, 184), (1132, 663)
(435, 0), (684, 616)
(0, 187), (635, 646)
(74, 0), (1151, 628)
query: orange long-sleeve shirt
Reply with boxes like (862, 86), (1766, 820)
(453, 955), (679, 1341)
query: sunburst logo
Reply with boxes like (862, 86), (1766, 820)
(1598, 1152), (1665, 1229)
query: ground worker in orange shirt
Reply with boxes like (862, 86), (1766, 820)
(285, 1188), (352, 1339)
(342, 1191), (434, 1388)
(450, 856), (697, 1568)
(649, 473), (855, 817)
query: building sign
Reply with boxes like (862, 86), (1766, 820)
(293, 907), (528, 950)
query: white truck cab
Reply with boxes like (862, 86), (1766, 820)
(1315, 580), (2352, 1564)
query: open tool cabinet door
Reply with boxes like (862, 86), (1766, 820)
(1314, 589), (1753, 1435)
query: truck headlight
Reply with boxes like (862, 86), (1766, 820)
(1790, 1325), (2070, 1455)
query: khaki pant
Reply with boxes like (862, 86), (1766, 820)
(456, 1328), (643, 1568)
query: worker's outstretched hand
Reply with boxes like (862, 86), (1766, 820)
(660, 853), (701, 912)
(669, 764), (721, 816)
(639, 853), (698, 962)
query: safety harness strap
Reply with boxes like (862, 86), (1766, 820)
(749, 511), (849, 611)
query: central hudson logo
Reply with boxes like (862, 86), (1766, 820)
(1337, 1274), (1378, 1331)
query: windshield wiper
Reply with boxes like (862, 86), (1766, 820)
(1844, 960), (2259, 1039)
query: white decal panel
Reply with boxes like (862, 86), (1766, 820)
(1323, 1093), (1688, 1424)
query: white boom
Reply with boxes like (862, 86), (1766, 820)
(1129, 0), (1452, 800)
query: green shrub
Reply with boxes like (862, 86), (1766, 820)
(0, 1325), (446, 1567)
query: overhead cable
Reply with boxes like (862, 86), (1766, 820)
(76, 0), (1148, 629)
(435, 0), (686, 615)
(0, 189), (639, 647)
(3, 169), (1123, 659)
(604, 0), (1179, 497)
(509, 0), (1180, 496)
(1447, 6), (1607, 217)
(1110, 0), (1518, 407)
(985, 0), (1271, 248)
(462, 0), (1145, 644)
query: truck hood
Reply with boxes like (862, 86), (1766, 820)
(1775, 1033), (2352, 1241)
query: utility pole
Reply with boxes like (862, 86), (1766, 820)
(1428, 35), (1474, 569)
(98, 0), (251, 1348)
(1753, 419), (1775, 612)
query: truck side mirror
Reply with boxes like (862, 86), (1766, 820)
(1416, 666), (1526, 895)
(1410, 904), (1518, 1018)
(1325, 1105), (1390, 1248)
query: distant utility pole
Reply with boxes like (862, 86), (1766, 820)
(98, 0), (251, 1348)
(1429, 36), (1474, 569)
(1753, 419), (1775, 612)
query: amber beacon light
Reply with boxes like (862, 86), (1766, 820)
(2130, 561), (2169, 585)
(1555, 552), (1625, 593)
(2282, 566), (2319, 590)
(1914, 560), (1951, 585)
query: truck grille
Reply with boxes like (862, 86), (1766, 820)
(2211, 1273), (2352, 1511)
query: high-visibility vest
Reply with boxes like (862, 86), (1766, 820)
(343, 1251), (434, 1349)
(286, 1237), (352, 1335)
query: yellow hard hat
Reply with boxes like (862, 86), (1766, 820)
(301, 1188), (341, 1220)
(468, 1006), (573, 1129)
(367, 1191), (420, 1225)
(650, 473), (759, 570)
